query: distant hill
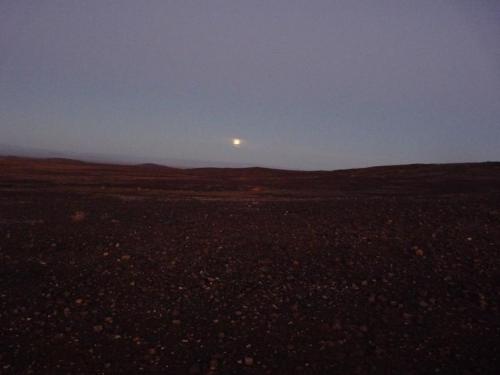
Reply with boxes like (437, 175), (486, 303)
(1, 155), (500, 196)
(0, 144), (252, 169)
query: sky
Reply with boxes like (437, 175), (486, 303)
(1, 0), (499, 170)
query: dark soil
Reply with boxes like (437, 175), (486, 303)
(1, 157), (499, 374)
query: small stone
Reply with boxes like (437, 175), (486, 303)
(244, 357), (254, 366)
(209, 359), (218, 370)
(75, 298), (84, 305)
(93, 325), (103, 333)
(189, 363), (201, 374)
(419, 300), (429, 308)
(121, 255), (131, 261)
(415, 248), (424, 257)
(71, 211), (86, 222)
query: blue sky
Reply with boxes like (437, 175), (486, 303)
(1, 0), (499, 169)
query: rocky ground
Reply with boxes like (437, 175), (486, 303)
(0, 157), (499, 374)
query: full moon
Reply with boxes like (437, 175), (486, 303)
(232, 138), (241, 147)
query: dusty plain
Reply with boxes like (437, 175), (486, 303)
(1, 157), (499, 374)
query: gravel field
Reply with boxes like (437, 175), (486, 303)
(1, 157), (499, 374)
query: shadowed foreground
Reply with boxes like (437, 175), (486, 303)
(1, 157), (499, 374)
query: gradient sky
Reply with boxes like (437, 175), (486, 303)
(1, 0), (499, 170)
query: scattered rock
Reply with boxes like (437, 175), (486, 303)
(244, 357), (254, 366)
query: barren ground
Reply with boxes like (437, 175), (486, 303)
(1, 157), (499, 374)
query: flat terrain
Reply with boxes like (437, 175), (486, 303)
(1, 157), (499, 374)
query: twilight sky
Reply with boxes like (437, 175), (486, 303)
(1, 0), (499, 170)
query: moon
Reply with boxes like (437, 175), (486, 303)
(232, 138), (241, 147)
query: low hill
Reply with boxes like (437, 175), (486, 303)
(1, 156), (499, 196)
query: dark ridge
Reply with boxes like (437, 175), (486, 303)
(135, 163), (180, 170)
